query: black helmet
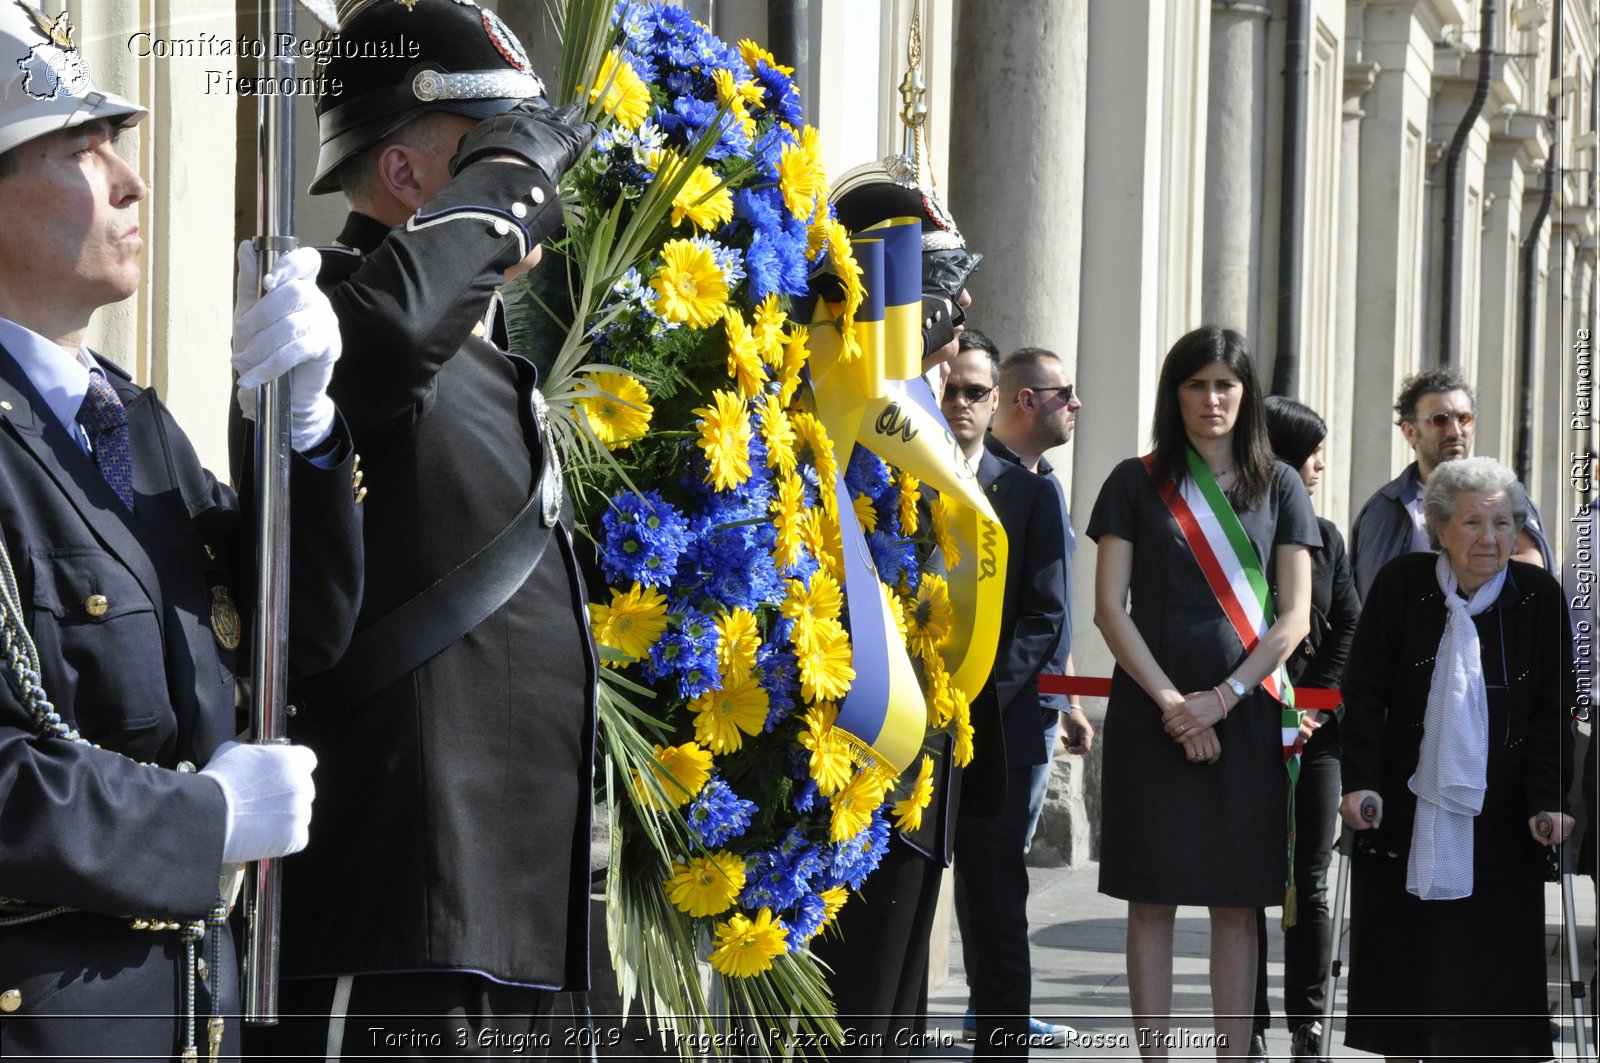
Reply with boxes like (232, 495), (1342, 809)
(830, 155), (983, 358)
(310, 0), (544, 194)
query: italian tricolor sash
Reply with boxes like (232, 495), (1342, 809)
(1145, 449), (1305, 922)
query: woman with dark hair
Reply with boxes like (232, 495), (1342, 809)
(1250, 396), (1361, 1062)
(1089, 326), (1317, 1059)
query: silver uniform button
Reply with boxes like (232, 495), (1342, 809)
(511, 202), (528, 218)
(492, 219), (510, 236)
(530, 186), (545, 205)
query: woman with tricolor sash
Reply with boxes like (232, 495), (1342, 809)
(1087, 326), (1317, 1059)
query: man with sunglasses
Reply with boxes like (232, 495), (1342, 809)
(1351, 367), (1552, 599)
(989, 347), (1093, 804)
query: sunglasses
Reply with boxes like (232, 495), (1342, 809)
(942, 383), (996, 404)
(1416, 411), (1474, 428)
(1019, 384), (1075, 404)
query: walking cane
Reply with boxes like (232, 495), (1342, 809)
(241, 0), (341, 1025)
(1536, 811), (1592, 1062)
(1319, 796), (1376, 1061)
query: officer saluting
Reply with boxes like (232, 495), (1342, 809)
(244, 2), (597, 1056)
(0, 3), (363, 1058)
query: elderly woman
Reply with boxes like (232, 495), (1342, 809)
(1340, 457), (1575, 1062)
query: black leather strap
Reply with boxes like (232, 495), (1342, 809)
(303, 483), (552, 718)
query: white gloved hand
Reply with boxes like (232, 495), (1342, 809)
(232, 240), (340, 453)
(199, 739), (317, 864)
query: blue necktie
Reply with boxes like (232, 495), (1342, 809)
(76, 370), (134, 510)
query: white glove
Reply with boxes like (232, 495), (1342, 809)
(199, 739), (317, 864)
(232, 240), (340, 453)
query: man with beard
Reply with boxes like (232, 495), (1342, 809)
(1350, 366), (1552, 599)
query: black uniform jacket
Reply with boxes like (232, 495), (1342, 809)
(1341, 554), (1574, 883)
(0, 348), (361, 1054)
(957, 442), (1068, 817)
(281, 159), (597, 991)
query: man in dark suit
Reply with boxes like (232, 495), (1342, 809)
(244, 3), (599, 1056)
(0, 5), (362, 1056)
(942, 331), (1071, 1056)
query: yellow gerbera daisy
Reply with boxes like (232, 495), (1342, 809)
(781, 568), (843, 627)
(829, 769), (889, 842)
(652, 238), (729, 329)
(589, 582), (669, 662)
(711, 68), (763, 137)
(818, 885), (848, 929)
(928, 495), (962, 568)
(924, 656), (954, 729)
(665, 850), (746, 918)
(573, 370), (652, 449)
(776, 125), (828, 223)
(715, 607), (760, 684)
(796, 617), (854, 704)
(724, 311), (767, 400)
(582, 50), (649, 129)
(757, 394), (797, 478)
(770, 471), (807, 570)
(708, 907), (789, 979)
(907, 573), (955, 662)
(797, 701), (853, 796)
(670, 159), (735, 232)
(692, 389), (754, 492)
(952, 696), (975, 767)
(738, 38), (794, 77)
(691, 674), (769, 754)
(885, 587), (909, 642)
(891, 755), (936, 833)
(799, 507), (844, 582)
(751, 294), (787, 366)
(790, 412), (838, 493)
(778, 327), (809, 406)
(633, 741), (713, 810)
(851, 492), (878, 534)
(821, 219), (865, 362)
(896, 471), (921, 535)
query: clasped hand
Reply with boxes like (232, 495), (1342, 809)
(1160, 689), (1227, 764)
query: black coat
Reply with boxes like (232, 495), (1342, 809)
(1341, 554), (1574, 882)
(957, 440), (1069, 816)
(279, 160), (597, 991)
(0, 349), (362, 1056)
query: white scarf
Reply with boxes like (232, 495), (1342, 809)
(1406, 552), (1507, 901)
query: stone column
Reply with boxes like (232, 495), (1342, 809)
(74, 2), (238, 469)
(1201, 1), (1271, 333)
(947, 0), (1088, 394)
(1348, 1), (1445, 507)
(1477, 114), (1545, 461)
(1331, 52), (1377, 530)
(947, 0), (1092, 871)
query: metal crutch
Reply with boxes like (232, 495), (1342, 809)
(1537, 811), (1592, 1062)
(1319, 796), (1376, 1061)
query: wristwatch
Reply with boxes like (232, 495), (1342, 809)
(1223, 676), (1249, 699)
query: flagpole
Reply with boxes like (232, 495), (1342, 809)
(242, 0), (300, 1024)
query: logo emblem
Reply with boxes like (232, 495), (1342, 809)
(209, 585), (242, 651)
(13, 0), (91, 101)
(481, 9), (532, 76)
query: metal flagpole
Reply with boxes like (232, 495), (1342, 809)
(243, 0), (340, 1024)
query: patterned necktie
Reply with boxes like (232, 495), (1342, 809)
(76, 370), (134, 510)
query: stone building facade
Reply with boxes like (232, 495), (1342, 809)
(59, 0), (1596, 867)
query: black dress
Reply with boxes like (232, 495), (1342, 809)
(1087, 457), (1319, 907)
(1340, 554), (1574, 1061)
